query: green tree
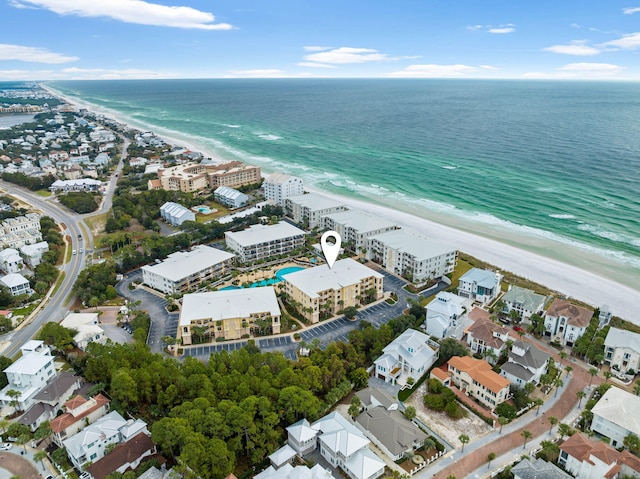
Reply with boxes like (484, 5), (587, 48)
(405, 405), (417, 421)
(623, 433), (640, 455)
(459, 434), (469, 452)
(350, 367), (369, 390)
(521, 430), (532, 449)
(565, 365), (573, 378)
(577, 390), (587, 407)
(33, 450), (48, 470)
(534, 398), (544, 416)
(438, 338), (470, 365)
(558, 423), (573, 439)
(37, 322), (77, 351)
(487, 452), (496, 468)
(348, 396), (362, 418)
(548, 416), (558, 435)
(498, 416), (509, 434)
(588, 367), (598, 388)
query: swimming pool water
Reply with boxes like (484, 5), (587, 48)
(219, 266), (305, 291)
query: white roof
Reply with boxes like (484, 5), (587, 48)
(269, 444), (297, 467)
(323, 209), (398, 234)
(225, 221), (305, 247)
(0, 273), (30, 287)
(284, 258), (383, 299)
(255, 464), (333, 479)
(286, 418), (317, 443)
(265, 173), (301, 185)
(73, 325), (104, 345)
(591, 387), (640, 437)
(20, 241), (48, 256)
(381, 329), (436, 371)
(61, 312), (99, 328)
(287, 193), (346, 211)
(141, 245), (235, 282)
(460, 268), (500, 288)
(427, 292), (465, 317)
(0, 248), (20, 259)
(368, 229), (456, 261)
(63, 411), (128, 459)
(345, 448), (385, 479)
(215, 186), (248, 201)
(604, 327), (640, 353)
(4, 352), (52, 376)
(180, 286), (281, 326)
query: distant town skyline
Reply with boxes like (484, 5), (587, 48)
(1, 0), (640, 80)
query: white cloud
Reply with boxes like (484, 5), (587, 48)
(387, 64), (488, 78)
(623, 7), (640, 14)
(224, 69), (313, 78)
(543, 41), (601, 56)
(479, 65), (498, 70)
(488, 27), (515, 34)
(296, 62), (336, 69)
(599, 32), (640, 50)
(522, 62), (624, 79)
(303, 46), (332, 52)
(558, 62), (623, 73)
(304, 47), (399, 64)
(0, 67), (172, 80)
(11, 0), (232, 30)
(0, 43), (78, 63)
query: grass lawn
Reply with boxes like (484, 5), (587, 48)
(196, 203), (231, 222)
(84, 211), (109, 235)
(12, 303), (38, 317)
(447, 256), (474, 292)
(34, 189), (52, 197)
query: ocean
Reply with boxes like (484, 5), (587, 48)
(45, 79), (640, 289)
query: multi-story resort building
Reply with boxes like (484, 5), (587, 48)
(283, 258), (384, 324)
(604, 327), (640, 375)
(321, 209), (399, 253)
(151, 161), (261, 193)
(225, 221), (306, 263)
(447, 355), (510, 409)
(141, 245), (235, 294)
(365, 229), (457, 282)
(285, 193), (348, 228)
(263, 173), (304, 206)
(178, 286), (281, 344)
(0, 213), (42, 249)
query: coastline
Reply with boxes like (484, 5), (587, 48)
(42, 83), (640, 323)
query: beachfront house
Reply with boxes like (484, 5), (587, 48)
(141, 245), (235, 295)
(500, 340), (550, 388)
(590, 386), (640, 448)
(604, 327), (640, 375)
(263, 173), (304, 206)
(457, 268), (502, 305)
(374, 329), (438, 387)
(543, 298), (593, 346)
(448, 356), (510, 409)
(424, 292), (466, 339)
(501, 285), (547, 322)
(225, 221), (306, 263)
(285, 193), (348, 228)
(365, 228), (457, 282)
(321, 209), (399, 253)
(178, 286), (282, 344)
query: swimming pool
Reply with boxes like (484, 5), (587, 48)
(219, 266), (304, 290)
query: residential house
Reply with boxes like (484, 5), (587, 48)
(465, 317), (512, 364)
(544, 299), (593, 346)
(267, 444), (297, 470)
(85, 432), (156, 479)
(500, 340), (550, 388)
(448, 356), (510, 409)
(263, 173), (304, 207)
(365, 228), (457, 282)
(356, 387), (398, 412)
(255, 464), (334, 479)
(0, 340), (55, 411)
(63, 410), (148, 471)
(159, 201), (196, 226)
(321, 209), (399, 253)
(141, 245), (235, 295)
(225, 221), (306, 263)
(354, 387), (426, 461)
(60, 313), (105, 351)
(604, 327), (640, 375)
(502, 285), (547, 322)
(591, 386), (640, 448)
(214, 186), (249, 209)
(283, 259), (384, 324)
(0, 273), (32, 296)
(285, 193), (348, 228)
(178, 286), (281, 344)
(511, 457), (572, 479)
(20, 241), (49, 267)
(457, 268), (502, 305)
(64, 165), (83, 180)
(50, 394), (110, 447)
(374, 329), (438, 387)
(558, 432), (640, 479)
(424, 292), (466, 339)
(0, 248), (23, 273)
(129, 157), (147, 167)
(286, 419), (318, 456)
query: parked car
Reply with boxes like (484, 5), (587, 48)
(513, 325), (524, 332)
(0, 442), (12, 451)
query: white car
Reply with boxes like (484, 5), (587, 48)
(0, 442), (12, 451)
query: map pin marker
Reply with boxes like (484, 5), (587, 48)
(320, 231), (341, 269)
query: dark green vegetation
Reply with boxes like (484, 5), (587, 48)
(572, 314), (610, 365)
(73, 262), (118, 305)
(1, 172), (55, 191)
(423, 379), (467, 419)
(58, 191), (100, 214)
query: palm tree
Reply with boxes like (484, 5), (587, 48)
(576, 390), (587, 408)
(423, 437), (436, 452)
(487, 452), (496, 468)
(534, 398), (544, 415)
(524, 382), (536, 397)
(33, 450), (47, 470)
(558, 423), (572, 439)
(498, 416), (509, 434)
(588, 367), (598, 388)
(603, 371), (613, 383)
(559, 351), (568, 365)
(554, 378), (564, 397)
(548, 416), (558, 435)
(521, 430), (532, 449)
(459, 434), (470, 452)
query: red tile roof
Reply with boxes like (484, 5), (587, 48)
(448, 356), (510, 393)
(546, 299), (593, 328)
(86, 433), (155, 479)
(50, 393), (109, 433)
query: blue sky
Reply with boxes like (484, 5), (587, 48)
(1, 0), (639, 80)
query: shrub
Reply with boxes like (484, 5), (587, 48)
(496, 402), (517, 420)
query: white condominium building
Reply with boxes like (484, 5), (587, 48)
(321, 209), (399, 253)
(283, 258), (384, 324)
(0, 213), (42, 249)
(141, 245), (235, 294)
(365, 229), (457, 282)
(285, 193), (348, 228)
(225, 221), (306, 262)
(178, 286), (281, 343)
(263, 173), (304, 206)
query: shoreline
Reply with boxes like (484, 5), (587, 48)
(43, 84), (640, 323)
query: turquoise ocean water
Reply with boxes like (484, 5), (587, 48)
(45, 79), (640, 287)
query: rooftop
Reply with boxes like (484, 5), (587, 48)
(511, 457), (572, 479)
(591, 386), (640, 437)
(0, 272), (30, 287)
(85, 432), (155, 479)
(368, 228), (456, 260)
(323, 208), (398, 233)
(264, 172), (300, 185)
(459, 268), (500, 288)
(503, 285), (546, 312)
(508, 340), (550, 370)
(283, 258), (383, 299)
(604, 327), (640, 353)
(381, 328), (437, 371)
(356, 407), (426, 457)
(449, 355), (510, 393)
(545, 298), (593, 328)
(60, 312), (99, 328)
(466, 318), (511, 349)
(180, 286), (281, 326)
(141, 245), (235, 282)
(286, 192), (346, 211)
(225, 221), (306, 247)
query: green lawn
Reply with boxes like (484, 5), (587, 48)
(34, 189), (52, 197)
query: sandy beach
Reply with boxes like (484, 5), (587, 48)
(44, 85), (640, 324)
